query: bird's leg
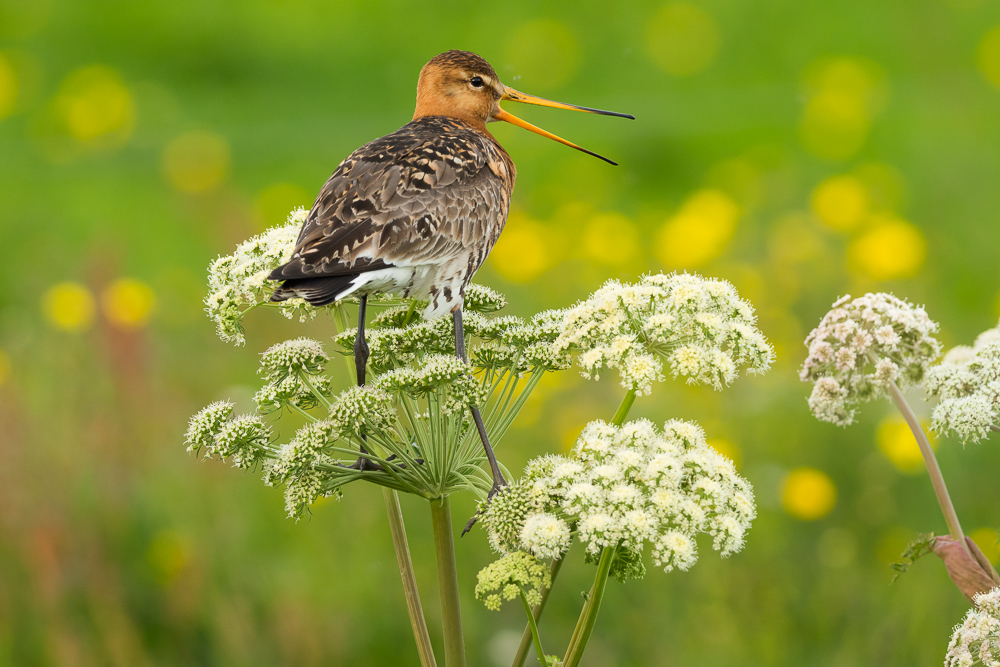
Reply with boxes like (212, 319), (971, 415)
(346, 295), (381, 472)
(453, 306), (507, 535)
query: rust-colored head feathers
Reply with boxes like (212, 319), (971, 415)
(413, 49), (634, 165)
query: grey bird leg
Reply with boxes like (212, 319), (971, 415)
(346, 295), (381, 472)
(454, 306), (507, 535)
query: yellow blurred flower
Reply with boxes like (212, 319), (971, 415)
(877, 417), (936, 474)
(811, 175), (869, 232)
(847, 215), (926, 280)
(782, 467), (837, 520)
(0, 53), (17, 119)
(800, 57), (886, 161)
(645, 4), (720, 76)
(56, 65), (134, 146)
(708, 437), (741, 468)
(42, 281), (95, 333)
(582, 212), (639, 266)
(504, 20), (580, 90)
(0, 349), (10, 388)
(162, 130), (230, 193)
(656, 189), (740, 267)
(256, 182), (311, 229)
(977, 25), (1000, 90)
(488, 212), (551, 283)
(970, 527), (1000, 565)
(146, 530), (192, 585)
(101, 278), (156, 330)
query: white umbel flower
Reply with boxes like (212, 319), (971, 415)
(800, 293), (942, 426)
(927, 319), (1000, 443)
(945, 587), (1000, 667)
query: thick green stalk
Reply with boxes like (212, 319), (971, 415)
(383, 488), (437, 667)
(512, 389), (638, 667)
(888, 381), (972, 559)
(520, 591), (547, 667)
(430, 498), (466, 667)
(510, 558), (564, 667)
(562, 546), (617, 667)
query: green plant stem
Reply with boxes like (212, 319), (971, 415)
(430, 498), (466, 667)
(888, 381), (972, 559)
(511, 558), (564, 667)
(562, 545), (617, 667)
(519, 592), (547, 666)
(511, 389), (638, 667)
(383, 488), (437, 667)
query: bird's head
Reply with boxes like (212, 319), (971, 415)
(414, 50), (633, 165)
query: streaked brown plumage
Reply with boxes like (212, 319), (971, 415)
(268, 50), (632, 517)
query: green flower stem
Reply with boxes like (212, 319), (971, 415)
(297, 371), (331, 410)
(430, 498), (466, 667)
(511, 389), (638, 667)
(510, 557), (564, 667)
(888, 381), (972, 559)
(519, 591), (547, 667)
(611, 389), (637, 427)
(562, 545), (617, 667)
(383, 488), (438, 667)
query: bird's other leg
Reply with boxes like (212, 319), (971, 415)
(346, 295), (381, 472)
(454, 306), (507, 535)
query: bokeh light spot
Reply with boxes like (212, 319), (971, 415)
(42, 281), (96, 333)
(503, 20), (580, 90)
(847, 216), (926, 280)
(257, 182), (311, 229)
(970, 527), (1000, 565)
(56, 65), (134, 145)
(656, 189), (740, 268)
(488, 212), (550, 283)
(582, 212), (639, 266)
(782, 467), (837, 520)
(811, 175), (869, 232)
(146, 530), (192, 585)
(0, 53), (17, 119)
(708, 438), (741, 468)
(645, 3), (720, 76)
(977, 25), (1000, 90)
(101, 278), (156, 330)
(163, 130), (230, 193)
(876, 417), (936, 474)
(800, 58), (886, 161)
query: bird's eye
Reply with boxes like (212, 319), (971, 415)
(470, 76), (484, 88)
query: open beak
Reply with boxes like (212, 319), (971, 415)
(495, 87), (634, 166)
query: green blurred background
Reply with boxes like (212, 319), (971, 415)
(3, 0), (1000, 664)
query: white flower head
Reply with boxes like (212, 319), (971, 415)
(800, 293), (942, 426)
(519, 513), (572, 560)
(554, 273), (773, 396)
(946, 587), (1000, 667)
(927, 320), (1000, 443)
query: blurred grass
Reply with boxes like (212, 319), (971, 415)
(2, 0), (1000, 665)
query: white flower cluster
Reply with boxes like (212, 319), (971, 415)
(926, 320), (1000, 443)
(800, 293), (942, 426)
(255, 338), (332, 413)
(184, 401), (272, 470)
(553, 273), (773, 396)
(263, 421), (342, 518)
(205, 209), (306, 345)
(475, 551), (552, 611)
(482, 419), (756, 576)
(946, 587), (1000, 667)
(378, 354), (489, 415)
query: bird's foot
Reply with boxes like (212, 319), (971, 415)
(342, 456), (383, 472)
(461, 478), (508, 537)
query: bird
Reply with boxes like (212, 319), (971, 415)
(268, 49), (633, 526)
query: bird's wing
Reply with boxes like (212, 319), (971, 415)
(271, 118), (510, 281)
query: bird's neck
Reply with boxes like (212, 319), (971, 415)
(412, 105), (489, 134)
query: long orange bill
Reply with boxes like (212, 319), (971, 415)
(496, 87), (634, 166)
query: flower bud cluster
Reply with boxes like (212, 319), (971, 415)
(264, 421), (341, 518)
(184, 401), (272, 470)
(800, 293), (941, 426)
(205, 209), (306, 345)
(377, 354), (489, 414)
(255, 338), (332, 413)
(926, 320), (1000, 443)
(946, 586), (1000, 667)
(554, 273), (773, 396)
(475, 551), (552, 611)
(482, 419), (756, 576)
